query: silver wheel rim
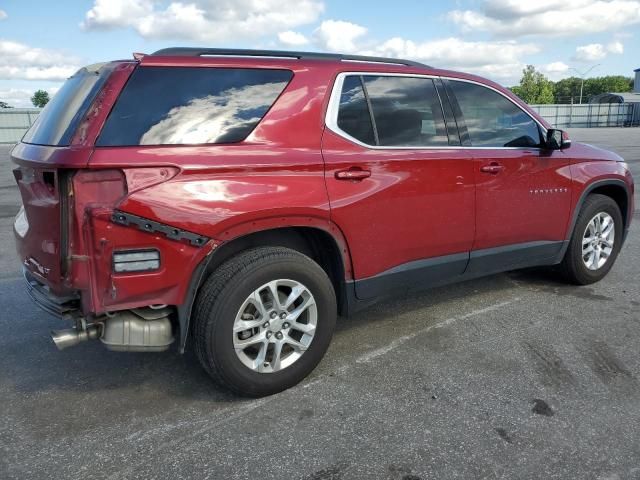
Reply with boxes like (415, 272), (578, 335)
(582, 212), (615, 271)
(232, 279), (317, 373)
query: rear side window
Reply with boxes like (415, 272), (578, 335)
(22, 63), (111, 146)
(334, 74), (448, 147)
(97, 67), (292, 146)
(449, 80), (542, 148)
(362, 76), (448, 147)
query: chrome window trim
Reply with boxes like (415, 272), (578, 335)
(325, 71), (548, 151)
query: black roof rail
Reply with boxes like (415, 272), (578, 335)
(150, 47), (430, 68)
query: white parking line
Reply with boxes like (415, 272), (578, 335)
(355, 298), (521, 364)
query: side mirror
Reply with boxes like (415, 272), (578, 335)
(545, 129), (571, 150)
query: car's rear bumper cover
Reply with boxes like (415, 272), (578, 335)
(23, 269), (80, 319)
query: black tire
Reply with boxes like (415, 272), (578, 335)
(192, 247), (337, 397)
(560, 194), (623, 285)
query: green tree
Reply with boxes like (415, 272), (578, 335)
(553, 75), (633, 103)
(31, 89), (50, 108)
(552, 77), (582, 103)
(0, 100), (12, 108)
(510, 65), (555, 104)
(583, 76), (633, 98)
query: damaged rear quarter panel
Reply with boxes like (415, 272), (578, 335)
(83, 65), (334, 312)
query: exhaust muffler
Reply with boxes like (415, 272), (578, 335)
(51, 324), (101, 350)
(50, 307), (174, 352)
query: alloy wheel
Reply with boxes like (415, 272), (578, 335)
(232, 279), (317, 373)
(582, 212), (615, 271)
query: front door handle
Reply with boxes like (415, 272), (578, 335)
(480, 162), (505, 175)
(335, 167), (371, 181)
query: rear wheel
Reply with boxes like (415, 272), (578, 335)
(560, 194), (623, 285)
(192, 247), (337, 397)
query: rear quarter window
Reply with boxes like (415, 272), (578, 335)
(22, 63), (111, 146)
(96, 67), (292, 146)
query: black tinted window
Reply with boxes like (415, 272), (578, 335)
(362, 76), (448, 147)
(449, 80), (541, 148)
(97, 67), (292, 146)
(22, 64), (111, 146)
(336, 76), (375, 145)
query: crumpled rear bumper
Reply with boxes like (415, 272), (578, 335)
(23, 269), (80, 319)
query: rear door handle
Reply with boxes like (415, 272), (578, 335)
(335, 168), (371, 181)
(480, 162), (505, 175)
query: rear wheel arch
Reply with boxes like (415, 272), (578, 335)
(177, 223), (353, 352)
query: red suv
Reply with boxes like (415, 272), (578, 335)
(12, 48), (634, 396)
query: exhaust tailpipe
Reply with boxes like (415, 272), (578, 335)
(51, 324), (101, 350)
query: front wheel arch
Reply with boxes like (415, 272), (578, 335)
(569, 179), (631, 235)
(555, 179), (631, 264)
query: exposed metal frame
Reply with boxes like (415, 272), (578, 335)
(325, 71), (549, 151)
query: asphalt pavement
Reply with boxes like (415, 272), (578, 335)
(0, 127), (639, 479)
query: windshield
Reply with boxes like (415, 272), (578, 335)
(22, 63), (111, 146)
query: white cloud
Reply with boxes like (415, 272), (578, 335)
(365, 37), (538, 70)
(0, 9), (7, 20)
(82, 0), (150, 29)
(356, 36), (540, 85)
(573, 41), (625, 61)
(314, 20), (367, 53)
(0, 86), (61, 108)
(311, 21), (538, 83)
(543, 61), (570, 73)
(482, 0), (591, 19)
(306, 19), (539, 83)
(574, 43), (607, 61)
(0, 88), (32, 107)
(278, 31), (309, 47)
(540, 61), (571, 80)
(607, 40), (624, 53)
(449, 0), (640, 37)
(0, 40), (81, 81)
(298, 17), (541, 85)
(82, 0), (324, 42)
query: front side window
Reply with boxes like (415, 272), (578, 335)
(449, 80), (542, 148)
(334, 74), (449, 147)
(97, 67), (292, 146)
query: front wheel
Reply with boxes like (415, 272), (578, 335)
(192, 247), (337, 397)
(560, 194), (623, 285)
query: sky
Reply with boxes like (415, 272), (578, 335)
(0, 0), (639, 107)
